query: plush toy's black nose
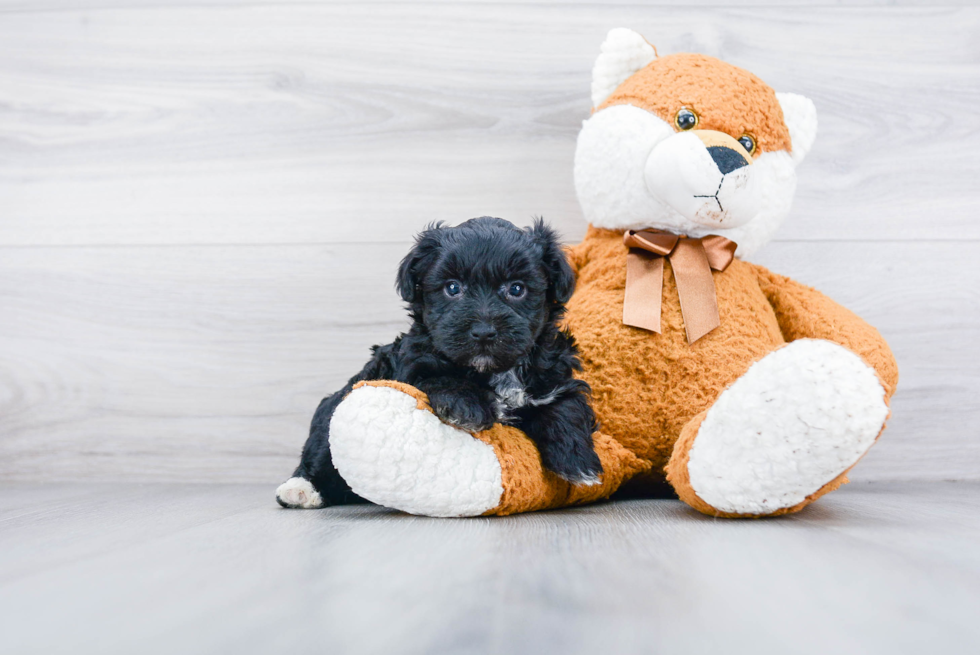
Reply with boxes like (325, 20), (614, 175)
(708, 146), (750, 175)
(470, 323), (498, 343)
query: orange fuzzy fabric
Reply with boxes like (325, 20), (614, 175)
(474, 427), (651, 516)
(566, 226), (786, 474)
(598, 53), (792, 156)
(565, 226), (899, 490)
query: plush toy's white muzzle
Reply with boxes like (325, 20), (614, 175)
(574, 104), (805, 257)
(645, 130), (761, 229)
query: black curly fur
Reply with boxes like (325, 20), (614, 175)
(279, 217), (600, 508)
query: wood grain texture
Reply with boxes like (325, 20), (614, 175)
(0, 3), (976, 484)
(1, 481), (978, 654)
(0, 5), (977, 246)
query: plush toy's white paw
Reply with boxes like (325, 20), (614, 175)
(687, 339), (889, 514)
(330, 385), (504, 517)
(276, 476), (323, 509)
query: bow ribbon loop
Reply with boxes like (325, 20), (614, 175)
(622, 229), (737, 344)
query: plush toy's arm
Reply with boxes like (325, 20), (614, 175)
(750, 263), (899, 400)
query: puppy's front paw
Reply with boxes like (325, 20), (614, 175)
(540, 441), (604, 486)
(429, 392), (495, 433)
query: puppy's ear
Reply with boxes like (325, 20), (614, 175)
(396, 223), (444, 303)
(528, 218), (575, 304)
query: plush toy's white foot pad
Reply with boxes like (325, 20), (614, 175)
(276, 476), (323, 509)
(688, 339), (889, 514)
(330, 385), (504, 517)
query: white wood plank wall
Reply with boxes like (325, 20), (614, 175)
(1, 2), (977, 483)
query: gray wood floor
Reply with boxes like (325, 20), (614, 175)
(1, 481), (978, 655)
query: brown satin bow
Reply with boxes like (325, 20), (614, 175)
(622, 229), (738, 344)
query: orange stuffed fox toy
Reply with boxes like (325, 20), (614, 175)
(287, 28), (898, 518)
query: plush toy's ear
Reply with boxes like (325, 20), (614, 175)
(591, 28), (657, 109)
(396, 223), (444, 303)
(528, 219), (575, 304)
(776, 92), (818, 165)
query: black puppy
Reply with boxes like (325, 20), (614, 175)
(276, 217), (601, 509)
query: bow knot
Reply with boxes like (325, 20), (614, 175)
(622, 229), (737, 343)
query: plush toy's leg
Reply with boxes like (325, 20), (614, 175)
(329, 380), (650, 517)
(665, 339), (890, 518)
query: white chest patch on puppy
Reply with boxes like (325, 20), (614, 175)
(489, 369), (528, 420)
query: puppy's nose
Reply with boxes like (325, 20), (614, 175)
(470, 323), (498, 343)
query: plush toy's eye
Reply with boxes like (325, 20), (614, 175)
(444, 280), (463, 297)
(737, 134), (757, 155)
(675, 108), (699, 131)
(506, 282), (526, 299)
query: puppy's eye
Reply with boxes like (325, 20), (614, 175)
(444, 280), (463, 297)
(506, 282), (526, 299)
(675, 108), (698, 131)
(737, 134), (756, 155)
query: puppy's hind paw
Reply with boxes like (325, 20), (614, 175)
(276, 477), (324, 509)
